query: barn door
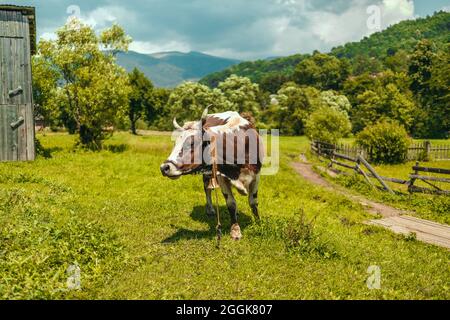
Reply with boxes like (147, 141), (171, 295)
(0, 34), (33, 161)
(0, 105), (21, 161)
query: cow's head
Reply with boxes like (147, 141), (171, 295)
(160, 108), (209, 179)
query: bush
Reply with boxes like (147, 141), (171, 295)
(356, 121), (411, 164)
(305, 106), (352, 144)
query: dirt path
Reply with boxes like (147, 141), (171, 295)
(291, 161), (450, 249)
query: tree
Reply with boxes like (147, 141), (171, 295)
(165, 82), (231, 127)
(146, 87), (171, 129)
(408, 39), (436, 97)
(31, 56), (59, 128)
(409, 41), (449, 138)
(294, 52), (350, 90)
(217, 75), (261, 115)
(305, 106), (352, 144)
(128, 68), (154, 135)
(352, 84), (416, 133)
(320, 91), (352, 115)
(38, 18), (132, 149)
(356, 121), (410, 164)
(270, 83), (321, 135)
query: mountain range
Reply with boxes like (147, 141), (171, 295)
(116, 50), (240, 88)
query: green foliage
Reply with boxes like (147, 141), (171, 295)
(263, 83), (320, 135)
(36, 18), (132, 149)
(200, 54), (308, 88)
(217, 75), (261, 115)
(356, 121), (411, 164)
(332, 11), (450, 62)
(294, 52), (350, 90)
(305, 106), (352, 144)
(164, 82), (230, 128)
(345, 71), (416, 133)
(409, 41), (450, 138)
(128, 68), (154, 134)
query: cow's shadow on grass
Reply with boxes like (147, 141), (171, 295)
(162, 205), (253, 243)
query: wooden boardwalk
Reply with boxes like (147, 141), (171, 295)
(291, 161), (450, 250)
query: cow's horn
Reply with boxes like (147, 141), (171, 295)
(173, 117), (183, 130)
(202, 105), (211, 121)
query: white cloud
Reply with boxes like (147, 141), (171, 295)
(70, 5), (137, 30)
(40, 32), (58, 41)
(130, 40), (191, 54)
(305, 0), (415, 47)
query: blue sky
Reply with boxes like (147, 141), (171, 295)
(7, 0), (450, 59)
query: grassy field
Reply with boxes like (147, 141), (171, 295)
(0, 132), (449, 299)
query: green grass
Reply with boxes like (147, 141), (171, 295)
(0, 132), (449, 299)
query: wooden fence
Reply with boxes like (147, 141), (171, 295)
(312, 140), (450, 162)
(311, 142), (450, 195)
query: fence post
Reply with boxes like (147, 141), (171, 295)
(425, 141), (431, 161)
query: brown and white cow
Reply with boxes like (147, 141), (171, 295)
(160, 108), (264, 240)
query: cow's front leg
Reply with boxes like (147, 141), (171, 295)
(248, 174), (260, 221)
(218, 176), (242, 240)
(203, 174), (215, 217)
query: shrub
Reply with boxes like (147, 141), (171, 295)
(356, 120), (411, 164)
(305, 106), (352, 144)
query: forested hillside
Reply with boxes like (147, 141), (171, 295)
(200, 11), (450, 91)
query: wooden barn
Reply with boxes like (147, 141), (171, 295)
(0, 5), (36, 161)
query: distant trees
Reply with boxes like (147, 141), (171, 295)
(128, 68), (154, 135)
(35, 18), (131, 149)
(218, 75), (261, 115)
(409, 40), (449, 138)
(294, 52), (350, 91)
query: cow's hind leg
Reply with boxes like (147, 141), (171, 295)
(248, 174), (260, 221)
(218, 176), (242, 240)
(203, 174), (215, 217)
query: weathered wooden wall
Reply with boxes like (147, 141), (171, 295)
(0, 9), (35, 161)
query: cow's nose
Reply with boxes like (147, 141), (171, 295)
(160, 163), (171, 176)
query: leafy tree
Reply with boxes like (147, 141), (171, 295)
(426, 45), (450, 138)
(408, 39), (436, 97)
(356, 121), (411, 164)
(294, 52), (350, 90)
(305, 106), (352, 144)
(31, 56), (59, 128)
(165, 82), (230, 128)
(269, 83), (321, 135)
(409, 41), (449, 138)
(352, 83), (416, 133)
(38, 18), (132, 149)
(217, 75), (261, 115)
(384, 49), (410, 73)
(128, 68), (154, 135)
(259, 72), (291, 94)
(146, 87), (171, 128)
(320, 91), (351, 115)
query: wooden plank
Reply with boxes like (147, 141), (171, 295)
(333, 152), (357, 162)
(410, 175), (450, 183)
(412, 166), (450, 175)
(330, 159), (355, 170)
(408, 185), (450, 195)
(358, 155), (395, 194)
(368, 215), (450, 249)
